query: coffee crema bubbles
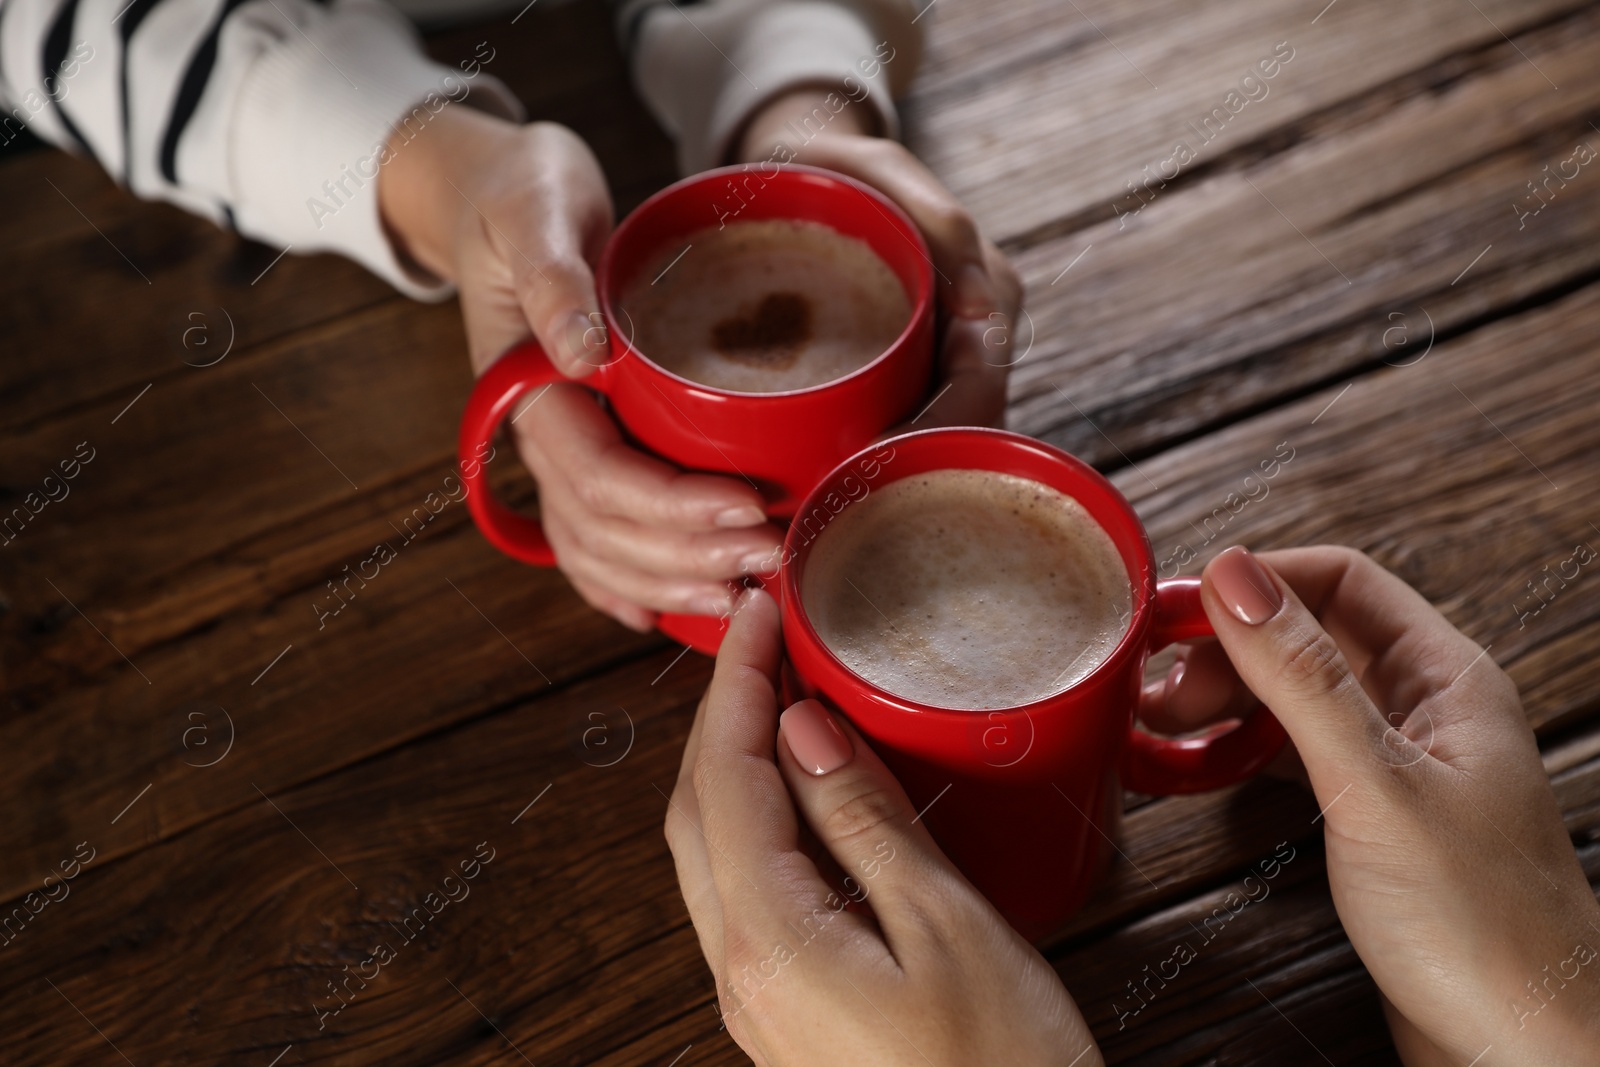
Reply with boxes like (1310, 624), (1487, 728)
(619, 219), (910, 394)
(801, 469), (1134, 710)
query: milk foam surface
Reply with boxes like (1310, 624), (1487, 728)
(619, 219), (910, 393)
(802, 469), (1134, 710)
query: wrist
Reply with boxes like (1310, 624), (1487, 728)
(377, 104), (524, 284)
(733, 84), (879, 164)
(1390, 923), (1600, 1066)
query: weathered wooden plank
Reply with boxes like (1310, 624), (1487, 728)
(1027, 280), (1600, 944)
(1126, 283), (1600, 663)
(0, 156), (402, 435)
(3, 660), (1593, 1065)
(4, 232), (1597, 915)
(3, 287), (1599, 1065)
(907, 0), (1587, 244)
(1, 299), (473, 678)
(1002, 3), (1600, 463)
(1, 649), (711, 1067)
(1064, 841), (1600, 1065)
(10, 0), (1598, 671)
(6, 5), (1600, 1063)
(0, 485), (663, 903)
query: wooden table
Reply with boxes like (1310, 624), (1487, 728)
(4, 0), (1598, 1063)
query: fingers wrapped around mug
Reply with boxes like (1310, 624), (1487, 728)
(664, 589), (1102, 1066)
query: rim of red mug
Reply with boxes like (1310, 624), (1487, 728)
(593, 162), (936, 398)
(779, 426), (1161, 724)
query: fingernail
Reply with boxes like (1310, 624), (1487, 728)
(1211, 546), (1283, 626)
(715, 505), (766, 528)
(739, 548), (779, 576)
(1164, 657), (1230, 722)
(955, 262), (995, 316)
(781, 699), (854, 776)
(563, 309), (606, 368)
(1164, 658), (1185, 706)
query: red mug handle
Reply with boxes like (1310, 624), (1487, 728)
(458, 340), (573, 567)
(1121, 576), (1286, 794)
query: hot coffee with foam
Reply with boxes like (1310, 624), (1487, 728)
(619, 218), (911, 394)
(801, 469), (1134, 710)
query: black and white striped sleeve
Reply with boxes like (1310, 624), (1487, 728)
(615, 0), (924, 173)
(0, 0), (522, 298)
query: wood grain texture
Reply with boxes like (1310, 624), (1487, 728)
(1001, 4), (1600, 462)
(3, 299), (477, 683)
(0, 152), (399, 434)
(4, 270), (1598, 1067)
(2, 640), (1595, 1067)
(4, 0), (1600, 1063)
(907, 0), (1586, 243)
(0, 492), (664, 904)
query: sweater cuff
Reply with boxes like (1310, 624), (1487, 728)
(229, 1), (523, 301)
(633, 0), (905, 175)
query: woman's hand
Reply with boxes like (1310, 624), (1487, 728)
(379, 107), (781, 631)
(665, 588), (1100, 1066)
(736, 89), (1024, 430)
(1173, 546), (1600, 1066)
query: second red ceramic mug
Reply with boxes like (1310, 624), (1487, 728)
(458, 164), (936, 653)
(779, 427), (1288, 940)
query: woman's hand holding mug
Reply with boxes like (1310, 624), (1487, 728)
(399, 100), (1023, 636)
(666, 588), (1103, 1067)
(670, 538), (1600, 1064)
(380, 106), (782, 634)
(1184, 546), (1600, 1066)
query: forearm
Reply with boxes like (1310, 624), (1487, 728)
(734, 85), (880, 163)
(0, 0), (519, 298)
(1383, 919), (1600, 1067)
(624, 0), (918, 173)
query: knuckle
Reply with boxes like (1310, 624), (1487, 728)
(518, 255), (589, 297)
(521, 121), (589, 166)
(719, 924), (764, 976)
(690, 755), (721, 804)
(718, 978), (768, 1040)
(1278, 624), (1354, 697)
(864, 136), (911, 165)
(574, 582), (620, 620)
(662, 804), (689, 850)
(1327, 544), (1373, 573)
(818, 785), (905, 848)
(932, 202), (978, 246)
(552, 510), (606, 566)
(571, 474), (613, 515)
(891, 868), (975, 946)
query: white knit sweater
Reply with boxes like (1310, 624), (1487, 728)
(0, 0), (923, 297)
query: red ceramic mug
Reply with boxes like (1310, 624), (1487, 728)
(458, 164), (936, 654)
(778, 427), (1287, 940)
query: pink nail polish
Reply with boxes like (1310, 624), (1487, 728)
(780, 699), (853, 776)
(1210, 546), (1283, 625)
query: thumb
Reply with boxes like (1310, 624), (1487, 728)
(509, 224), (608, 379)
(1199, 546), (1393, 800)
(488, 125), (613, 379)
(455, 209), (608, 380)
(774, 699), (989, 946)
